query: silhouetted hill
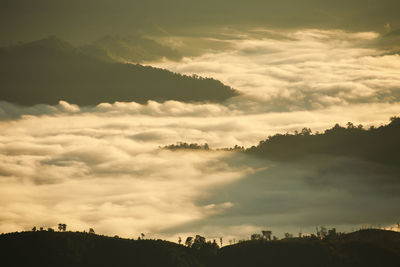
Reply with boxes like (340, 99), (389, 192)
(0, 231), (202, 267)
(1, 229), (399, 267)
(246, 117), (400, 165)
(213, 229), (400, 267)
(0, 36), (238, 106)
(163, 117), (400, 165)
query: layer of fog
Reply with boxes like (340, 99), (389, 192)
(1, 102), (399, 240)
(153, 29), (400, 112)
(1, 28), (400, 241)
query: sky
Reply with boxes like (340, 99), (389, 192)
(0, 1), (400, 242)
(1, 0), (400, 45)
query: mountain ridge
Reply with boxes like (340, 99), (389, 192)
(1, 229), (399, 267)
(0, 36), (238, 106)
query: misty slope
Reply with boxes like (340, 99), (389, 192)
(247, 117), (400, 165)
(1, 230), (399, 267)
(164, 117), (400, 165)
(0, 36), (237, 106)
(162, 117), (400, 231)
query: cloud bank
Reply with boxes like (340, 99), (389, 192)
(0, 29), (399, 241)
(1, 100), (399, 240)
(154, 29), (400, 112)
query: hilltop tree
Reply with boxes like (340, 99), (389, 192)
(316, 226), (327, 239)
(185, 237), (193, 247)
(301, 128), (312, 135)
(347, 122), (355, 129)
(284, 233), (293, 239)
(191, 235), (206, 250)
(327, 228), (337, 239)
(58, 223), (67, 232)
(251, 233), (262, 240)
(262, 230), (272, 241)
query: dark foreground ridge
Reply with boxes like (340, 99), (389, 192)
(1, 229), (399, 267)
(0, 36), (238, 106)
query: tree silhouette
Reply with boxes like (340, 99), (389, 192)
(58, 223), (67, 232)
(301, 128), (312, 135)
(262, 230), (272, 241)
(163, 142), (211, 151)
(327, 228), (337, 239)
(185, 237), (193, 247)
(191, 235), (206, 250)
(251, 233), (262, 240)
(89, 228), (95, 234)
(284, 233), (293, 239)
(316, 226), (327, 239)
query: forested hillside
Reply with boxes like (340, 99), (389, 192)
(0, 36), (238, 106)
(1, 229), (399, 267)
(246, 116), (400, 164)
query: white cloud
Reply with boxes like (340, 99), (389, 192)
(153, 29), (400, 112)
(58, 101), (80, 113)
(0, 28), (399, 241)
(0, 101), (399, 240)
(0, 111), (254, 237)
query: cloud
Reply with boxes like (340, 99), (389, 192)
(154, 29), (400, 112)
(0, 28), (399, 241)
(0, 99), (399, 240)
(58, 101), (80, 113)
(0, 135), (248, 237)
(0, 109), (259, 237)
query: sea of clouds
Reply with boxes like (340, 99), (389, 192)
(0, 29), (399, 241)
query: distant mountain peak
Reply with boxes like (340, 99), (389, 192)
(23, 35), (76, 52)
